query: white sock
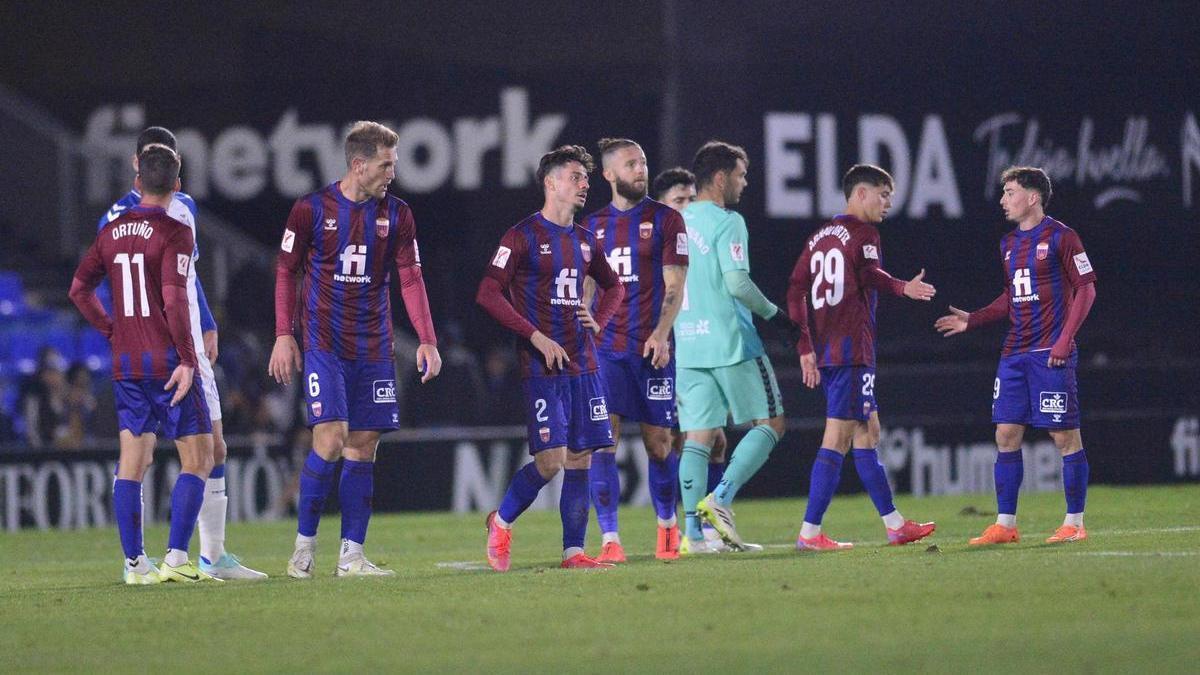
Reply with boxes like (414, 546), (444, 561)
(601, 532), (621, 545)
(164, 548), (188, 567)
(996, 514), (1017, 528)
(125, 554), (150, 572)
(295, 533), (316, 549)
(563, 546), (584, 560)
(800, 522), (822, 539)
(339, 538), (363, 561)
(882, 510), (906, 530)
(197, 475), (227, 563)
(1064, 513), (1084, 527)
(657, 516), (677, 528)
(494, 514), (512, 529)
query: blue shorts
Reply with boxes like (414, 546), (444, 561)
(113, 377), (212, 440)
(992, 351), (1080, 429)
(596, 350), (676, 428)
(522, 371), (615, 454)
(304, 350), (400, 431)
(819, 366), (878, 421)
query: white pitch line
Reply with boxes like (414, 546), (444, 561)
(1072, 551), (1199, 557)
(435, 561), (490, 571)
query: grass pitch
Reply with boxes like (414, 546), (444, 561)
(1, 484), (1198, 673)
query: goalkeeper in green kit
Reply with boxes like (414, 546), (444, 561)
(673, 141), (797, 554)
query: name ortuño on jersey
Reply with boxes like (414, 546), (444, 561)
(584, 197), (688, 354)
(999, 216), (1096, 355)
(276, 183), (420, 361)
(485, 213), (620, 378)
(74, 207), (196, 379)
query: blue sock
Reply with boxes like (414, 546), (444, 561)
(589, 451), (620, 534)
(167, 473), (205, 552)
(648, 452), (679, 522)
(113, 479), (143, 559)
(210, 463), (226, 479)
(685, 512), (702, 541)
(852, 448), (896, 517)
(298, 450), (337, 537)
(339, 459), (374, 545)
(1062, 449), (1089, 514)
(995, 449), (1024, 516)
(560, 468), (589, 551)
(706, 461), (723, 495)
(803, 448), (844, 525)
(498, 462), (549, 524)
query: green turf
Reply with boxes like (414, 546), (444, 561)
(1, 484), (1198, 673)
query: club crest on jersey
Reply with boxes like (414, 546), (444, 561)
(639, 221), (653, 239)
(539, 427), (551, 443)
(376, 217), (389, 238)
(1036, 242), (1049, 260)
(324, 218), (337, 231)
(539, 242), (551, 255)
(581, 242), (592, 263)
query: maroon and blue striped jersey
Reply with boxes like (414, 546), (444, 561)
(72, 206), (196, 380)
(998, 216), (1096, 356)
(276, 183), (420, 361)
(584, 197), (688, 354)
(484, 213), (622, 378)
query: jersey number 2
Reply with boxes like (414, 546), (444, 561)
(113, 253), (150, 317)
(810, 249), (845, 309)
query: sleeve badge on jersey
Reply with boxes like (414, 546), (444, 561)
(177, 253), (190, 277)
(492, 245), (512, 268)
(639, 221), (654, 239)
(676, 232), (688, 255)
(412, 240), (422, 265)
(862, 244), (879, 260)
(581, 242), (592, 263)
(281, 229), (295, 253)
(1036, 242), (1050, 260)
(376, 217), (390, 238)
(1073, 252), (1093, 275)
(730, 242), (745, 262)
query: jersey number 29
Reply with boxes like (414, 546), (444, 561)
(810, 249), (845, 309)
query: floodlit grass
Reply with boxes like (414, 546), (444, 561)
(1, 485), (1197, 673)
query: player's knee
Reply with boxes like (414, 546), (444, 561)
(995, 426), (1023, 450)
(212, 435), (228, 465)
(765, 416), (786, 441)
(534, 448), (566, 478)
(1050, 430), (1082, 454)
(642, 429), (673, 460)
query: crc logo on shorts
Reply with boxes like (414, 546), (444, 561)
(589, 397), (609, 422)
(1039, 391), (1068, 414)
(647, 378), (673, 401)
(539, 427), (551, 443)
(373, 379), (397, 404)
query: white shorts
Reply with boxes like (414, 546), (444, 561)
(196, 350), (222, 421)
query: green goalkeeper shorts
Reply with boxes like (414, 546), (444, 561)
(677, 354), (783, 431)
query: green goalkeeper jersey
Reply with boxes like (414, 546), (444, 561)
(674, 201), (766, 368)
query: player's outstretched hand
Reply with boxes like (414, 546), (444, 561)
(904, 269), (936, 301)
(934, 305), (969, 336)
(164, 364), (195, 406)
(530, 331), (569, 371)
(575, 307), (601, 335)
(416, 343), (443, 383)
(203, 329), (219, 364)
(799, 351), (820, 389)
(643, 330), (671, 369)
(268, 335), (303, 385)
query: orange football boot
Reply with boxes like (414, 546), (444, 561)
(485, 510), (512, 572)
(1045, 524), (1088, 543)
(655, 525), (681, 560)
(968, 523), (1020, 545)
(597, 541), (627, 563)
(560, 553), (615, 569)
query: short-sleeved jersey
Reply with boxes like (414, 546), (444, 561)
(75, 206), (195, 380)
(484, 212), (619, 379)
(999, 216), (1097, 355)
(584, 196), (688, 354)
(673, 201), (764, 368)
(277, 182), (420, 361)
(791, 215), (888, 367)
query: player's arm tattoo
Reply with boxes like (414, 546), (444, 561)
(652, 265), (687, 335)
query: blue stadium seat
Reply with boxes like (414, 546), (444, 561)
(0, 271), (27, 317)
(78, 326), (112, 373)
